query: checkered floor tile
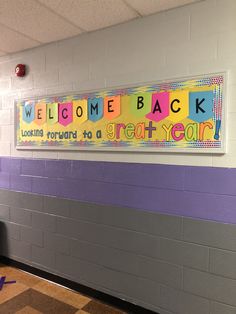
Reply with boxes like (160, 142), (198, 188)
(0, 264), (126, 314)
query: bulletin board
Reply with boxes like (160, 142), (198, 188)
(15, 73), (226, 153)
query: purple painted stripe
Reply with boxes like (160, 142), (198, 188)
(21, 159), (46, 177)
(10, 174), (32, 193)
(185, 166), (236, 195)
(1, 156), (236, 224)
(45, 160), (72, 178)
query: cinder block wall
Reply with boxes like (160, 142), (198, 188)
(0, 1), (236, 313)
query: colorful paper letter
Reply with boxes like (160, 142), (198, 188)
(104, 96), (121, 120)
(58, 102), (73, 126)
(171, 123), (185, 141)
(146, 92), (169, 122)
(73, 99), (88, 124)
(168, 91), (189, 122)
(35, 103), (46, 126)
(88, 98), (103, 122)
(185, 123), (198, 141)
(189, 91), (214, 122)
(131, 92), (151, 117)
(22, 102), (35, 124)
(47, 103), (58, 125)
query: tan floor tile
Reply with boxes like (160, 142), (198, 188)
(33, 280), (91, 309)
(0, 282), (29, 304)
(75, 311), (90, 314)
(15, 305), (43, 314)
(0, 266), (41, 288)
(0, 265), (13, 275)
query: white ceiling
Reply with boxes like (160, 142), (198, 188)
(0, 0), (200, 56)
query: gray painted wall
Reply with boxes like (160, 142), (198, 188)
(1, 188), (236, 314)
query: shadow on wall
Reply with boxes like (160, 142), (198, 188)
(0, 221), (8, 261)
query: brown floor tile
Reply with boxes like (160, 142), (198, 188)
(0, 289), (78, 314)
(0, 266), (41, 288)
(76, 311), (90, 314)
(82, 300), (126, 314)
(0, 282), (29, 305)
(15, 305), (43, 314)
(0, 288), (31, 313)
(33, 280), (91, 309)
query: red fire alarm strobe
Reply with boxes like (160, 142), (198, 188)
(15, 64), (26, 77)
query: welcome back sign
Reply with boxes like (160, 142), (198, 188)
(16, 74), (225, 153)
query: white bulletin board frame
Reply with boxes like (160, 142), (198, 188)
(15, 72), (227, 154)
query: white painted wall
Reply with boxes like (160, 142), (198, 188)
(0, 0), (235, 167)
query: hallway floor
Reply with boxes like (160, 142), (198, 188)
(0, 263), (126, 314)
